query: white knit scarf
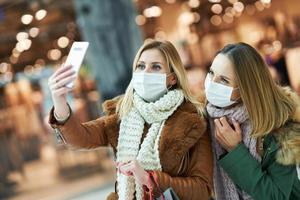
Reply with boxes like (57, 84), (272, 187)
(116, 89), (184, 200)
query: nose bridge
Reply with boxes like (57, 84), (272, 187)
(144, 63), (152, 73)
(211, 74), (219, 82)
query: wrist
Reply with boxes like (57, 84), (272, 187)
(228, 141), (242, 152)
(54, 104), (71, 123)
(54, 110), (70, 122)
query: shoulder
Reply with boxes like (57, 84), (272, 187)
(164, 100), (208, 146)
(102, 95), (124, 116)
(173, 100), (207, 130)
(160, 101), (209, 168)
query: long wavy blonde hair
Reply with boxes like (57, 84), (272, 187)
(116, 40), (205, 118)
(218, 43), (297, 137)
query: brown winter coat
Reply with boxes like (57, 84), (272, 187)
(49, 97), (213, 200)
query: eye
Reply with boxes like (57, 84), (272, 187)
(221, 78), (229, 84)
(152, 64), (162, 71)
(136, 64), (145, 70)
(208, 69), (214, 75)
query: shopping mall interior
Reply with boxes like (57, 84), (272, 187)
(0, 0), (299, 199)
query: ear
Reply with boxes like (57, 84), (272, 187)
(168, 73), (177, 86)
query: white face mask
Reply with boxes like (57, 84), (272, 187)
(205, 75), (238, 108)
(132, 72), (168, 102)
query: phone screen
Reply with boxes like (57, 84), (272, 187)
(64, 41), (89, 88)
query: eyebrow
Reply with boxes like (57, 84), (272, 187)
(137, 61), (163, 65)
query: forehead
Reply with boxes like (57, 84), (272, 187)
(138, 48), (166, 63)
(211, 53), (235, 80)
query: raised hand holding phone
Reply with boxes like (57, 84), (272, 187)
(48, 41), (89, 119)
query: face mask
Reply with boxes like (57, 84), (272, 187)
(205, 75), (238, 108)
(132, 72), (169, 102)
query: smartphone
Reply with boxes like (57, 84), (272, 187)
(64, 41), (89, 88)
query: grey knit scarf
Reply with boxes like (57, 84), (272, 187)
(206, 103), (261, 200)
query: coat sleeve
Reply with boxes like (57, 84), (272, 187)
(152, 130), (213, 200)
(218, 143), (296, 200)
(48, 106), (111, 149)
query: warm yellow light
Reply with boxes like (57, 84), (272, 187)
(228, 0), (238, 4)
(48, 49), (61, 60)
(135, 15), (146, 26)
(260, 0), (271, 3)
(223, 13), (234, 23)
(16, 32), (29, 42)
(178, 12), (194, 25)
(155, 31), (167, 40)
(193, 12), (201, 23)
(57, 36), (69, 48)
(165, 0), (176, 3)
(233, 2), (244, 12)
(210, 15), (222, 26)
(29, 27), (39, 38)
(35, 9), (47, 20)
(255, 1), (264, 11)
(143, 6), (162, 18)
(211, 4), (223, 14)
(21, 14), (33, 25)
(0, 63), (8, 73)
(188, 0), (200, 8)
(16, 39), (32, 51)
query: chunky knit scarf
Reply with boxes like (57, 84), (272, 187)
(206, 103), (261, 200)
(116, 89), (184, 200)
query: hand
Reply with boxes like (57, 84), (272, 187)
(48, 64), (76, 118)
(214, 117), (242, 152)
(117, 160), (149, 187)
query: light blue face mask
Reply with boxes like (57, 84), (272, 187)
(132, 72), (168, 102)
(204, 75), (238, 108)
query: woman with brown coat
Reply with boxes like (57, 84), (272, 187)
(48, 40), (213, 200)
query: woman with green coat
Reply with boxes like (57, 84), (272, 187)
(204, 42), (300, 200)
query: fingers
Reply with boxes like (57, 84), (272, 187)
(220, 117), (230, 129)
(52, 64), (72, 78)
(48, 65), (73, 85)
(215, 125), (225, 141)
(50, 75), (77, 90)
(232, 119), (242, 134)
(52, 87), (73, 97)
(215, 127), (227, 148)
(119, 164), (134, 176)
(49, 68), (75, 86)
(117, 161), (134, 176)
(214, 119), (223, 130)
(54, 69), (76, 83)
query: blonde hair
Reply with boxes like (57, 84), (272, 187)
(218, 43), (296, 137)
(116, 40), (205, 118)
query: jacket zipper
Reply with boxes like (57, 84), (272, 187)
(54, 127), (67, 144)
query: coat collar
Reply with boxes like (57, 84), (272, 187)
(274, 87), (300, 165)
(158, 101), (207, 172)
